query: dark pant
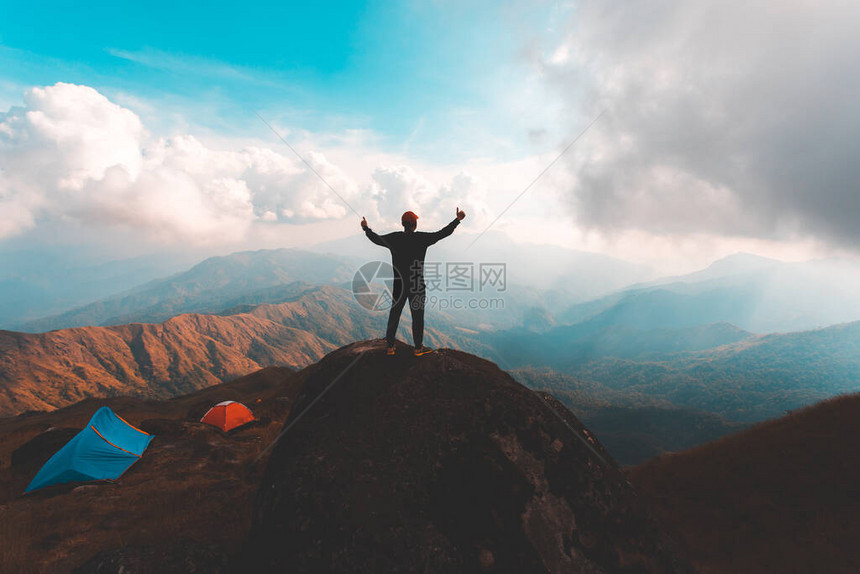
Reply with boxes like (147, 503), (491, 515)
(386, 278), (426, 347)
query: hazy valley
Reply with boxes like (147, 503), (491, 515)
(2, 246), (859, 467)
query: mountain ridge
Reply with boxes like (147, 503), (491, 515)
(0, 286), (487, 417)
(559, 254), (860, 333)
(501, 319), (860, 423)
(17, 248), (357, 332)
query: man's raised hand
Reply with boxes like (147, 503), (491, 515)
(361, 217), (368, 229)
(456, 207), (466, 221)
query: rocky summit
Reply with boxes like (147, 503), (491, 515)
(242, 340), (692, 573)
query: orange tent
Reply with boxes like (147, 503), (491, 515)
(200, 401), (255, 432)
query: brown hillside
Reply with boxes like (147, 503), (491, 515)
(631, 392), (860, 574)
(0, 286), (484, 417)
(0, 365), (304, 573)
(0, 311), (332, 417)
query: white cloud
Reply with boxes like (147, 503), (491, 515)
(0, 82), (499, 247)
(363, 165), (492, 230)
(0, 83), (255, 244)
(0, 84), (369, 244)
(17, 83), (144, 187)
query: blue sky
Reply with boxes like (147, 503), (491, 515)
(1, 0), (558, 159)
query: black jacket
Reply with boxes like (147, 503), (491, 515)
(364, 218), (460, 287)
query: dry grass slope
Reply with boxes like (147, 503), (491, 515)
(0, 366), (304, 573)
(631, 392), (860, 574)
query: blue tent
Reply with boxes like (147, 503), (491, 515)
(25, 406), (153, 493)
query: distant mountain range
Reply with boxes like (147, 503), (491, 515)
(17, 236), (656, 333)
(16, 249), (358, 332)
(558, 253), (860, 333)
(16, 245), (860, 340)
(490, 322), (754, 366)
(507, 320), (860, 424)
(311, 229), (655, 300)
(0, 249), (199, 330)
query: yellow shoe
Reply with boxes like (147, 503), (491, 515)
(413, 346), (434, 356)
(386, 345), (396, 356)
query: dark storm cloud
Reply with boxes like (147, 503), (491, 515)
(545, 0), (860, 245)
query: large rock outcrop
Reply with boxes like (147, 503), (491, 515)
(243, 340), (692, 573)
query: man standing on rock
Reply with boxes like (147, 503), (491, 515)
(362, 208), (466, 356)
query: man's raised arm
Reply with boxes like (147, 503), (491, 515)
(361, 217), (388, 247)
(425, 207), (466, 246)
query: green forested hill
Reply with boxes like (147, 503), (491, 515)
(567, 321), (860, 422)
